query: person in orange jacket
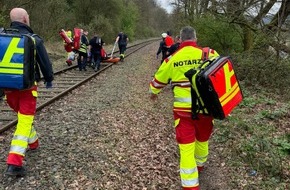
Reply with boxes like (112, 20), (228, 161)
(149, 26), (219, 190)
(166, 35), (181, 57)
(164, 30), (174, 48)
(4, 7), (54, 177)
(156, 33), (168, 64)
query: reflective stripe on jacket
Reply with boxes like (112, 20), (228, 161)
(149, 41), (219, 112)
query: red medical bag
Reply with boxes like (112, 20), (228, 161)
(185, 56), (243, 120)
(59, 29), (73, 52)
(59, 29), (72, 44)
(196, 56), (243, 119)
(73, 28), (81, 50)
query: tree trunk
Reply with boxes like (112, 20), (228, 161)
(242, 26), (254, 51)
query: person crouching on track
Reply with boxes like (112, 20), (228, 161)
(149, 26), (219, 190)
(4, 7), (54, 177)
(88, 32), (105, 72)
(115, 31), (129, 62)
(77, 29), (89, 71)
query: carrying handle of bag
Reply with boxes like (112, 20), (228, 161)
(4, 28), (20, 34)
(202, 47), (210, 61)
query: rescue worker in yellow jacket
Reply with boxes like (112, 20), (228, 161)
(77, 29), (89, 71)
(149, 26), (219, 190)
(4, 7), (54, 177)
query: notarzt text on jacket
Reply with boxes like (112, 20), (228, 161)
(174, 59), (202, 67)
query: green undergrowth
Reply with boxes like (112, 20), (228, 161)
(213, 84), (290, 189)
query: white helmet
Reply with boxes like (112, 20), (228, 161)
(161, 33), (167, 38)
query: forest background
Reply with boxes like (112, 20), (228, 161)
(0, 0), (289, 188)
(0, 0), (289, 90)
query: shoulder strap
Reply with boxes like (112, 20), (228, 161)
(202, 47), (210, 61)
(185, 57), (212, 119)
(4, 28), (20, 34)
(95, 37), (101, 45)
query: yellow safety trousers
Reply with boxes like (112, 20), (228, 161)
(9, 112), (38, 156)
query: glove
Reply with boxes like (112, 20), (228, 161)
(45, 81), (52, 89)
(156, 54), (159, 59)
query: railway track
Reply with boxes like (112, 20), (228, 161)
(0, 39), (157, 133)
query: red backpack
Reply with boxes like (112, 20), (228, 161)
(185, 48), (243, 120)
(165, 36), (174, 47)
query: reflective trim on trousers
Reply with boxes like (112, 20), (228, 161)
(9, 146), (26, 156)
(181, 178), (199, 188)
(9, 113), (34, 156)
(175, 97), (192, 103)
(28, 126), (38, 144)
(179, 143), (199, 188)
(180, 167), (199, 187)
(195, 140), (209, 167)
(12, 134), (29, 142)
(180, 167), (198, 174)
(195, 155), (208, 160)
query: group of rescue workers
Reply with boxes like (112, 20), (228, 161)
(1, 7), (131, 180)
(63, 28), (129, 72)
(1, 7), (221, 190)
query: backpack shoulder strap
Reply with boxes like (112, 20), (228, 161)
(184, 50), (212, 119)
(202, 47), (210, 61)
(4, 28), (20, 34)
(95, 37), (101, 45)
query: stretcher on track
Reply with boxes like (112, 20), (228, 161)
(102, 56), (120, 63)
(100, 48), (120, 63)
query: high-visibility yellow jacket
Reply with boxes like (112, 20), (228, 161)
(149, 41), (219, 112)
(63, 30), (72, 44)
(79, 34), (89, 53)
(65, 30), (72, 38)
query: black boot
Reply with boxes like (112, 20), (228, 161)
(5, 165), (26, 177)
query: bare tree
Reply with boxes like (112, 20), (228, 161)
(170, 0), (290, 53)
